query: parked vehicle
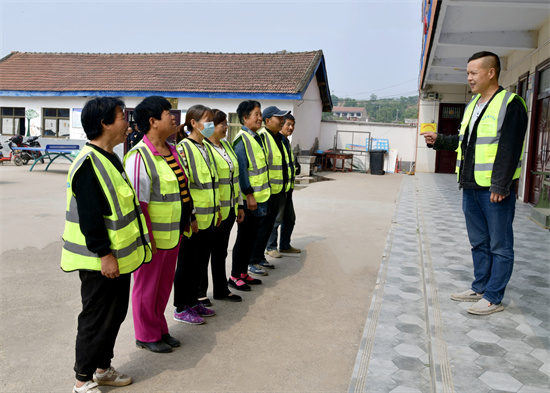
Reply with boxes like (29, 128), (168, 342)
(0, 140), (14, 164)
(8, 135), (44, 166)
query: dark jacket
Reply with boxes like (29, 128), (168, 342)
(431, 87), (528, 196)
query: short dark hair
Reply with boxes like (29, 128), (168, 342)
(81, 97), (125, 140)
(184, 104), (214, 132)
(211, 109), (227, 126)
(236, 100), (261, 125)
(284, 113), (295, 123)
(468, 51), (500, 79)
(134, 96), (172, 134)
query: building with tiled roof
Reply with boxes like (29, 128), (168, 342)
(0, 50), (332, 150)
(332, 106), (367, 121)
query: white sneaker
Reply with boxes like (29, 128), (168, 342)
(467, 298), (504, 315)
(73, 380), (101, 393)
(450, 289), (483, 302)
(93, 367), (132, 387)
(265, 250), (282, 258)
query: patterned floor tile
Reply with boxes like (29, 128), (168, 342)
(349, 174), (550, 393)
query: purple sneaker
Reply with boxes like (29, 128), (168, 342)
(192, 303), (216, 317)
(174, 307), (205, 325)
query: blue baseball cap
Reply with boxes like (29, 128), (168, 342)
(262, 106), (290, 120)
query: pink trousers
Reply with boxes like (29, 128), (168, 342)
(132, 241), (180, 342)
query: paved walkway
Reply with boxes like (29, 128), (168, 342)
(1, 162), (548, 392)
(350, 173), (550, 393)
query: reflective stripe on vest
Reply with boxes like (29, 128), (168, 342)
(61, 146), (152, 273)
(209, 139), (240, 220)
(456, 90), (526, 186)
(233, 130), (271, 203)
(125, 142), (182, 249)
(286, 139), (296, 189)
(177, 138), (220, 230)
(259, 128), (291, 194)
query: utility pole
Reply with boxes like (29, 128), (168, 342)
(395, 109), (399, 122)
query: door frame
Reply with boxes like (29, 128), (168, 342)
(525, 58), (550, 205)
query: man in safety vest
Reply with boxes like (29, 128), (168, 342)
(422, 51), (528, 315)
(248, 106), (292, 274)
(266, 113), (301, 257)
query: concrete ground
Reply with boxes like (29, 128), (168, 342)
(3, 161), (548, 393)
(0, 161), (402, 392)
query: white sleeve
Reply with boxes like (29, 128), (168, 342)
(124, 152), (151, 204)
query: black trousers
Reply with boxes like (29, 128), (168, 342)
(174, 225), (213, 311)
(251, 192), (286, 263)
(231, 207), (260, 277)
(199, 210), (236, 298)
(74, 271), (130, 382)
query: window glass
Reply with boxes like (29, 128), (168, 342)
(2, 107), (13, 116)
(59, 119), (70, 137)
(14, 108), (25, 117)
(58, 109), (70, 117)
(539, 67), (550, 95)
(44, 118), (57, 136)
(227, 112), (241, 143)
(2, 118), (14, 134)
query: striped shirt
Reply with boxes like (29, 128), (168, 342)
(164, 153), (191, 203)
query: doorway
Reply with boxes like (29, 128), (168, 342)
(435, 103), (464, 173)
(527, 60), (550, 206)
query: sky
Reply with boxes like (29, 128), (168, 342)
(0, 0), (422, 100)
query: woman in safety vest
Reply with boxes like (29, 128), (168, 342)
(229, 100), (270, 291)
(202, 109), (245, 303)
(173, 105), (221, 324)
(62, 97), (151, 393)
(125, 96), (196, 353)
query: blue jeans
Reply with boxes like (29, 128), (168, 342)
(462, 188), (516, 304)
(267, 191), (296, 251)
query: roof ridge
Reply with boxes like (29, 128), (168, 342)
(8, 50), (321, 56)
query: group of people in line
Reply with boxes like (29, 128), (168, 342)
(62, 96), (301, 393)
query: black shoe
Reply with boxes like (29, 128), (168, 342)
(214, 292), (242, 302)
(136, 339), (172, 353)
(198, 298), (212, 307)
(228, 277), (251, 291)
(161, 333), (181, 348)
(241, 274), (262, 285)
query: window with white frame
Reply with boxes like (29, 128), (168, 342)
(43, 108), (70, 137)
(1, 107), (25, 135)
(227, 112), (241, 143)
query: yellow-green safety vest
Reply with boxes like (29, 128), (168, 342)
(177, 138), (220, 230)
(287, 140), (296, 190)
(259, 127), (292, 194)
(456, 90), (527, 187)
(125, 141), (182, 249)
(207, 139), (241, 221)
(233, 129), (271, 203)
(61, 146), (152, 273)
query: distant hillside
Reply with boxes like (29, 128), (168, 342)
(324, 94), (418, 123)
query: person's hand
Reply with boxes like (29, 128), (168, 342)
(100, 253), (120, 278)
(216, 211), (222, 227)
(236, 208), (245, 223)
(420, 131), (438, 145)
(490, 192), (506, 203)
(191, 219), (199, 233)
(246, 194), (257, 211)
(151, 238), (157, 255)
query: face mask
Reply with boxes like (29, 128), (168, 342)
(200, 121), (215, 138)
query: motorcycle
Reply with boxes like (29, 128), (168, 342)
(8, 135), (44, 166)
